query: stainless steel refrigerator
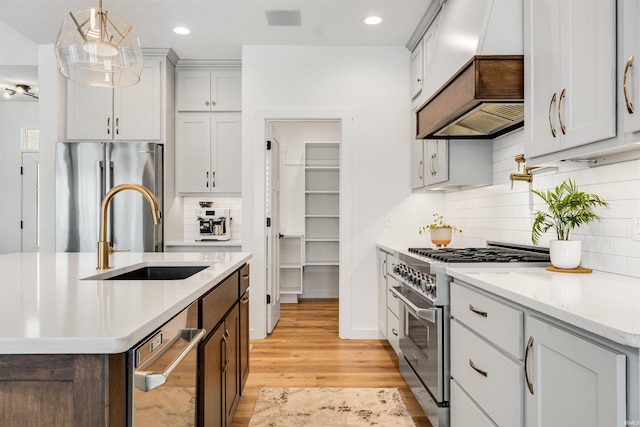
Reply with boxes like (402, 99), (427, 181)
(56, 142), (164, 253)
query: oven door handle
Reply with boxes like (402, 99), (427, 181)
(134, 328), (206, 392)
(390, 287), (437, 323)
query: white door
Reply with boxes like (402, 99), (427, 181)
(266, 135), (281, 333)
(21, 152), (40, 252)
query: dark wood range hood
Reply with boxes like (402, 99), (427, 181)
(416, 55), (524, 139)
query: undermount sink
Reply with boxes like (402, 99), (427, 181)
(105, 265), (209, 281)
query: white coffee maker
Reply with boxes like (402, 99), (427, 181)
(196, 208), (231, 241)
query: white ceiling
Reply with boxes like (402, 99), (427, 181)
(0, 0), (431, 60)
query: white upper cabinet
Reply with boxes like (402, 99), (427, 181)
(66, 59), (161, 141)
(621, 0), (640, 139)
(524, 0), (616, 159)
(176, 71), (241, 112)
(176, 112), (241, 194)
(410, 43), (423, 100)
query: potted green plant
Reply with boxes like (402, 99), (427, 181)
(531, 179), (608, 269)
(419, 213), (462, 247)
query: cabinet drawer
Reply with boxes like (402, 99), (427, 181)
(387, 309), (400, 354)
(202, 272), (238, 333)
(451, 320), (523, 427)
(451, 379), (497, 427)
(451, 281), (523, 358)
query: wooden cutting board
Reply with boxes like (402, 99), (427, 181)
(545, 266), (593, 274)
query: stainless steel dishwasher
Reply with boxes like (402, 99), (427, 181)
(129, 301), (205, 426)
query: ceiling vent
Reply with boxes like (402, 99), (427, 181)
(265, 10), (302, 26)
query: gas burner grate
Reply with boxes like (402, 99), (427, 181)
(408, 246), (550, 263)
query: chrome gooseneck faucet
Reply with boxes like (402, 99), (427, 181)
(97, 183), (161, 270)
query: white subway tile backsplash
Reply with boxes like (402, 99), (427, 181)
(443, 130), (640, 274)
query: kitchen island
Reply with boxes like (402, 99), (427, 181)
(0, 251), (252, 426)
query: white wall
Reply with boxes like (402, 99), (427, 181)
(242, 45), (443, 340)
(0, 20), (37, 65)
(442, 129), (640, 277)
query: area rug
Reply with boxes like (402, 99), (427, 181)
(248, 387), (416, 426)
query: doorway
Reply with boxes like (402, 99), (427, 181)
(268, 120), (341, 313)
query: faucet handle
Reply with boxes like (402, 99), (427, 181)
(109, 246), (130, 254)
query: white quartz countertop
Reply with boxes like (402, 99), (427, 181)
(447, 267), (640, 348)
(0, 251), (252, 355)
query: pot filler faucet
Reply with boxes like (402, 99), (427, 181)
(97, 183), (162, 270)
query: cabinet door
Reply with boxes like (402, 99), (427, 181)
(424, 139), (448, 186)
(622, 0), (640, 135)
(239, 266), (250, 393)
(525, 316), (626, 427)
(176, 114), (211, 193)
(211, 72), (242, 111)
(525, 0), (616, 158)
(224, 305), (240, 427)
(411, 140), (425, 190)
(377, 249), (388, 335)
(177, 70), (212, 111)
(525, 0), (561, 157)
(410, 44), (423, 100)
(114, 59), (161, 140)
(211, 112), (242, 193)
(66, 82), (113, 140)
(201, 325), (224, 427)
(557, 0), (615, 150)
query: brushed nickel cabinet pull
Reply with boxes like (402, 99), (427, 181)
(624, 56), (635, 114)
(382, 259), (387, 280)
(548, 92), (557, 137)
(115, 117), (119, 135)
(418, 160), (423, 181)
(525, 336), (534, 395)
(469, 359), (488, 377)
(107, 117), (111, 135)
(469, 304), (488, 317)
(391, 328), (399, 337)
(205, 171), (209, 188)
(558, 88), (567, 135)
(211, 170), (216, 187)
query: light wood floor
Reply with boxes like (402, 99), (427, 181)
(231, 299), (432, 426)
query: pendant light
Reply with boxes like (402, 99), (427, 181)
(54, 0), (143, 87)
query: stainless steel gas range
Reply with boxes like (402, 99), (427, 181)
(388, 241), (550, 427)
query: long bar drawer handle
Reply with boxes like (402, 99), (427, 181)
(469, 359), (488, 377)
(469, 304), (488, 317)
(134, 328), (206, 392)
(525, 336), (534, 395)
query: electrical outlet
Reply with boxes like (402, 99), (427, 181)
(384, 214), (392, 227)
(633, 214), (640, 242)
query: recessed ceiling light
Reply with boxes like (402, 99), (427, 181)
(173, 27), (190, 35)
(364, 16), (382, 25)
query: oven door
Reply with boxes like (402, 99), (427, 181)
(391, 285), (448, 403)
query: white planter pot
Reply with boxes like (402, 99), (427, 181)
(549, 240), (582, 269)
(430, 227), (453, 247)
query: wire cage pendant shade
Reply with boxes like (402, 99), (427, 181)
(55, 0), (144, 87)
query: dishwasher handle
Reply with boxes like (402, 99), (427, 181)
(134, 328), (206, 392)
